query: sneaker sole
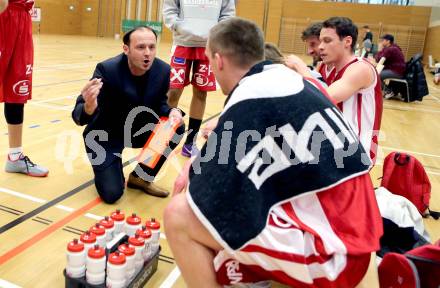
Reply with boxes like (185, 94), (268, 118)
(5, 170), (49, 177)
(181, 151), (191, 157)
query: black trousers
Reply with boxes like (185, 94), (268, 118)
(380, 69), (404, 93)
(84, 124), (185, 203)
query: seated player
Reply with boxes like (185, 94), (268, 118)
(165, 17), (382, 288)
(286, 17), (382, 165)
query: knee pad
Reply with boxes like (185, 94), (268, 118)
(4, 103), (24, 125)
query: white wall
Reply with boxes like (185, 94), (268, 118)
(431, 6), (440, 26)
(414, 0), (440, 6)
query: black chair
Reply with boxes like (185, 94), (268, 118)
(387, 53), (428, 102)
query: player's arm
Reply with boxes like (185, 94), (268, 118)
(326, 62), (375, 104)
(285, 54), (313, 78)
(162, 0), (181, 32)
(0, 0), (8, 14)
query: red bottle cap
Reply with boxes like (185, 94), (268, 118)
(118, 244), (135, 256)
(99, 216), (114, 229)
(110, 209), (125, 222)
(88, 244), (105, 259)
(108, 251), (126, 265)
(145, 218), (160, 230)
(126, 213), (142, 225)
(135, 226), (152, 239)
(128, 235), (145, 247)
(89, 223), (105, 236)
(67, 238), (84, 252)
(80, 231), (97, 244)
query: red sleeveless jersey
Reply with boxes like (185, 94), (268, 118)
(320, 58), (383, 164)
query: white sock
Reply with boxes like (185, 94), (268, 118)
(8, 147), (23, 161)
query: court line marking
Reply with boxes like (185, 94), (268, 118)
(0, 279), (22, 288)
(31, 95), (76, 104)
(375, 162), (440, 176)
(0, 186), (168, 239)
(0, 112), (221, 234)
(380, 146), (440, 159)
(33, 78), (89, 88)
(0, 197), (102, 266)
(428, 94), (440, 104)
(0, 187), (45, 204)
(383, 104), (440, 114)
(0, 187), (102, 221)
(0, 179), (95, 234)
(35, 62), (94, 71)
(159, 266), (181, 288)
(28, 102), (73, 111)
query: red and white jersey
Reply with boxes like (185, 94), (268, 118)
(214, 174), (382, 287)
(318, 63), (336, 85)
(321, 58), (383, 164)
(8, 0), (34, 11)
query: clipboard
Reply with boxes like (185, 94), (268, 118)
(137, 117), (180, 169)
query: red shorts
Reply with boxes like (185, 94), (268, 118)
(169, 46), (216, 92)
(213, 203), (371, 287)
(0, 6), (34, 104)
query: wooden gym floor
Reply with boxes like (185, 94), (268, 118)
(0, 35), (439, 287)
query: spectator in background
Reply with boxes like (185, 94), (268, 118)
(375, 34), (406, 98)
(362, 26), (374, 58)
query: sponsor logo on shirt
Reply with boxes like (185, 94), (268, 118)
(13, 80), (31, 96)
(225, 260), (243, 284)
(194, 73), (209, 87)
(173, 57), (186, 65)
(171, 68), (185, 83)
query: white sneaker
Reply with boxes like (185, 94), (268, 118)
(384, 91), (395, 99)
(5, 154), (49, 177)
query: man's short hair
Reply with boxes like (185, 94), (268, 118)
(301, 22), (323, 41)
(123, 26), (157, 45)
(363, 25), (369, 29)
(380, 34), (394, 44)
(208, 17), (264, 67)
(322, 17), (358, 51)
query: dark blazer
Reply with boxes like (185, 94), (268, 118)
(72, 54), (172, 147)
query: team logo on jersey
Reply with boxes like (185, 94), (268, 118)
(13, 80), (31, 97)
(173, 57), (186, 65)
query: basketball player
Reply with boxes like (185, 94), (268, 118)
(301, 22), (333, 86)
(1, 0), (49, 176)
(165, 17), (382, 287)
(286, 17), (382, 164)
(163, 0), (235, 157)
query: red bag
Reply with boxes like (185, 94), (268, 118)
(381, 152), (439, 219)
(379, 242), (440, 288)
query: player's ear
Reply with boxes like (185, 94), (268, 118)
(215, 53), (223, 70)
(344, 36), (353, 50)
(123, 44), (129, 55)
